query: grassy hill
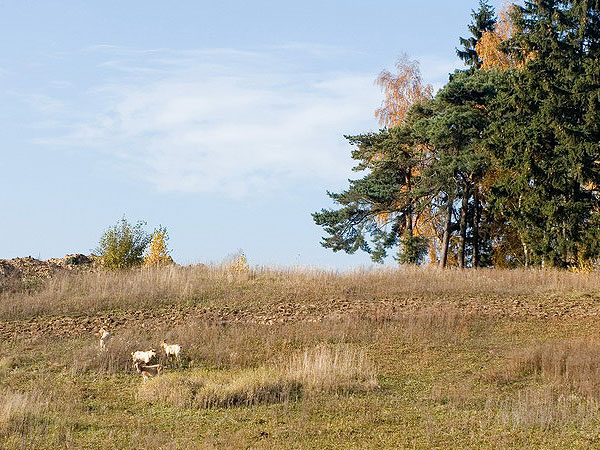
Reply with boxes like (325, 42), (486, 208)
(2, 265), (600, 448)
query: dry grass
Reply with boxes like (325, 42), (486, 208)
(70, 307), (474, 376)
(487, 339), (600, 398)
(138, 369), (301, 409)
(475, 338), (600, 431)
(1, 264), (600, 321)
(71, 329), (157, 374)
(285, 345), (378, 394)
(0, 389), (49, 432)
(5, 265), (600, 446)
(365, 305), (475, 344)
(494, 387), (600, 429)
(0, 389), (55, 447)
(0, 356), (19, 376)
(137, 345), (377, 409)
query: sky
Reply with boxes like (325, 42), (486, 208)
(0, 0), (507, 268)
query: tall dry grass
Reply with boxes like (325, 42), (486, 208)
(0, 388), (73, 448)
(1, 264), (598, 321)
(137, 345), (377, 409)
(494, 387), (600, 429)
(285, 345), (378, 394)
(70, 306), (475, 376)
(0, 390), (49, 435)
(476, 338), (600, 429)
(488, 339), (600, 398)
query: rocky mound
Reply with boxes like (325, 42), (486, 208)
(0, 254), (95, 282)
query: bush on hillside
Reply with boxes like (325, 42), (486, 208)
(144, 226), (173, 267)
(95, 217), (151, 269)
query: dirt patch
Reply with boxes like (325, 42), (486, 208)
(0, 254), (95, 283)
(2, 294), (600, 341)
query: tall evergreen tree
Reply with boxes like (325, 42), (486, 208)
(486, 0), (600, 267)
(457, 0), (497, 69)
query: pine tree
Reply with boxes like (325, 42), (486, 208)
(312, 125), (429, 264)
(414, 69), (498, 267)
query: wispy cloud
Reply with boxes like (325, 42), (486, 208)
(36, 45), (382, 198)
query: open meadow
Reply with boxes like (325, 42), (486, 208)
(2, 266), (600, 448)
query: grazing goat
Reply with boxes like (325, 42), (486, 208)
(134, 362), (163, 381)
(161, 340), (182, 360)
(98, 327), (111, 350)
(131, 349), (157, 365)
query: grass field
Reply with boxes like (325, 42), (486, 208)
(2, 265), (600, 448)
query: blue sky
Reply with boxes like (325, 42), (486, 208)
(1, 0), (506, 268)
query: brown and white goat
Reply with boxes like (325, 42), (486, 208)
(134, 361), (163, 381)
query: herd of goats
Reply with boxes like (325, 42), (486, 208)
(98, 327), (182, 381)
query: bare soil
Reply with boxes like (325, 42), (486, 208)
(2, 292), (599, 340)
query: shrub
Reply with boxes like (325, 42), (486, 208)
(230, 250), (249, 274)
(95, 217), (151, 269)
(144, 226), (173, 267)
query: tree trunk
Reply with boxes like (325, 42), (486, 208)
(458, 183), (470, 269)
(405, 171), (413, 235)
(440, 195), (453, 268)
(473, 185), (480, 268)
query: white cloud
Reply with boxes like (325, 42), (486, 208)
(45, 46), (382, 198)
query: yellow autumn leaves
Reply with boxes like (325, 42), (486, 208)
(144, 226), (173, 267)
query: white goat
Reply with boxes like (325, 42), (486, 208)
(161, 340), (182, 360)
(131, 349), (157, 365)
(134, 362), (163, 381)
(98, 327), (111, 350)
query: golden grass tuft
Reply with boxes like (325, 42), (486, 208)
(285, 345), (378, 394)
(137, 368), (301, 409)
(137, 345), (377, 409)
(487, 339), (600, 398)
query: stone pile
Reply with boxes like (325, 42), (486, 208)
(0, 254), (95, 283)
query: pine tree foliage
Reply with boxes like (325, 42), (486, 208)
(312, 127), (428, 264)
(457, 0), (497, 69)
(487, 0), (600, 267)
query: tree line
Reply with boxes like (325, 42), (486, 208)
(314, 0), (600, 269)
